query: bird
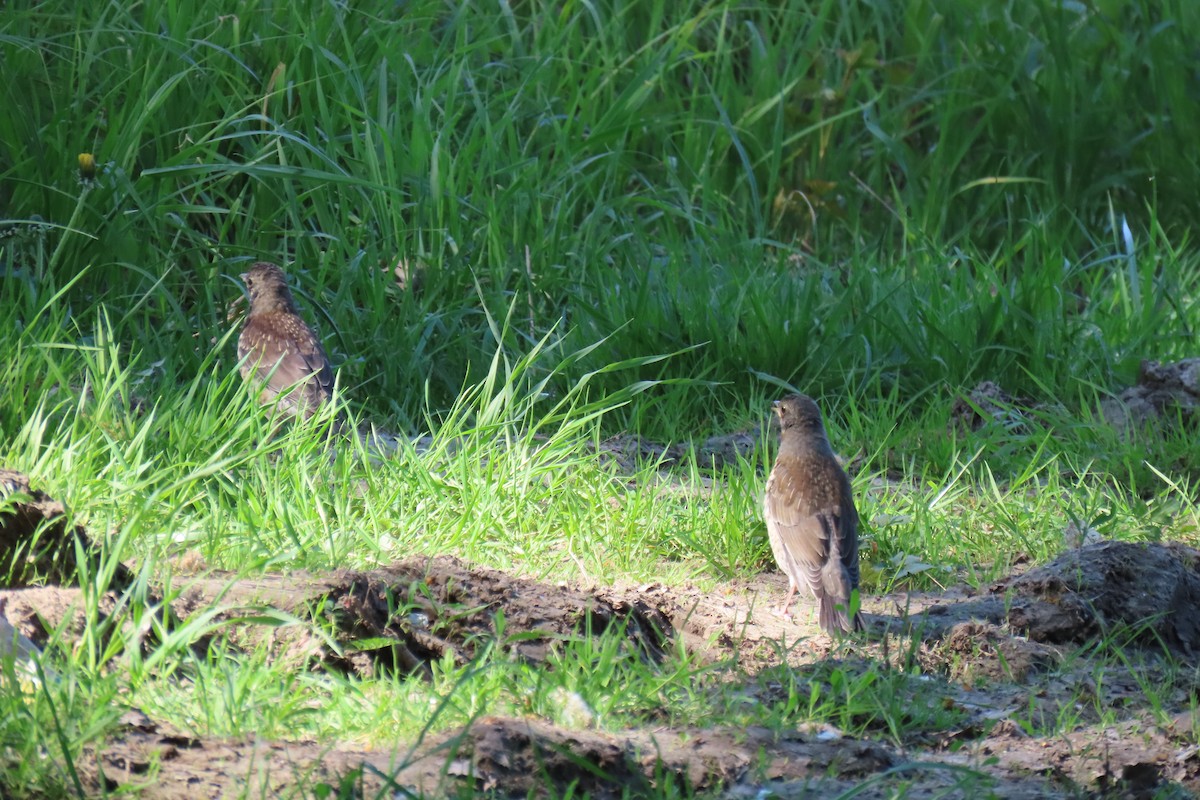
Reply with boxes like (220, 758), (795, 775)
(763, 394), (864, 634)
(236, 261), (339, 424)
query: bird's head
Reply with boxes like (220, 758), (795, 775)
(773, 394), (828, 438)
(240, 261), (299, 314)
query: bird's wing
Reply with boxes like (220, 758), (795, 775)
(765, 476), (842, 591)
(239, 315), (334, 410)
(772, 501), (840, 587)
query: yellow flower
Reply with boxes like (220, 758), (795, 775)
(77, 153), (97, 180)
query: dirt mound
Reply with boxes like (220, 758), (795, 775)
(1003, 540), (1200, 653)
(1101, 358), (1200, 430)
(0, 469), (132, 589)
(180, 555), (674, 677)
(935, 620), (1062, 686)
(950, 361), (1200, 436)
(903, 541), (1200, 658)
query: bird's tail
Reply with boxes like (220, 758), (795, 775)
(818, 568), (863, 634)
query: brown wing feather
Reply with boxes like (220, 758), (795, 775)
(765, 475), (830, 591)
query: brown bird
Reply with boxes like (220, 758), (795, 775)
(237, 261), (338, 423)
(764, 394), (863, 634)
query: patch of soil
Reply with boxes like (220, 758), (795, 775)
(1101, 358), (1200, 430)
(0, 585), (96, 646)
(935, 620), (1062, 687)
(177, 556), (675, 677)
(897, 541), (1200, 656)
(594, 427), (771, 473)
(86, 712), (1077, 799)
(967, 715), (1200, 798)
(949, 381), (1030, 434)
(12, 546), (1200, 798)
(0, 469), (132, 589)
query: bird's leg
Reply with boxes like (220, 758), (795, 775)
(777, 580), (798, 619)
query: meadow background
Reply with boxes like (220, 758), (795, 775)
(2, 0), (1199, 795)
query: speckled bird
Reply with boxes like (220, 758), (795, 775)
(763, 394), (863, 634)
(237, 262), (337, 422)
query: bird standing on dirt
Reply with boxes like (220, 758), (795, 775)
(237, 261), (338, 423)
(763, 394), (863, 634)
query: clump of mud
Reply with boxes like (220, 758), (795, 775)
(1003, 540), (1200, 654)
(908, 541), (1200, 658)
(0, 469), (131, 588)
(948, 381), (1030, 434)
(937, 620), (1062, 686)
(1101, 358), (1200, 430)
(174, 555), (676, 678)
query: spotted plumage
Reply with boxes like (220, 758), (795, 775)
(764, 394), (863, 634)
(237, 261), (336, 421)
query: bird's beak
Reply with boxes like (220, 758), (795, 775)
(772, 399), (782, 413)
(239, 273), (249, 284)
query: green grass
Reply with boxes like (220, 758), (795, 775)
(3, 0), (1200, 797)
